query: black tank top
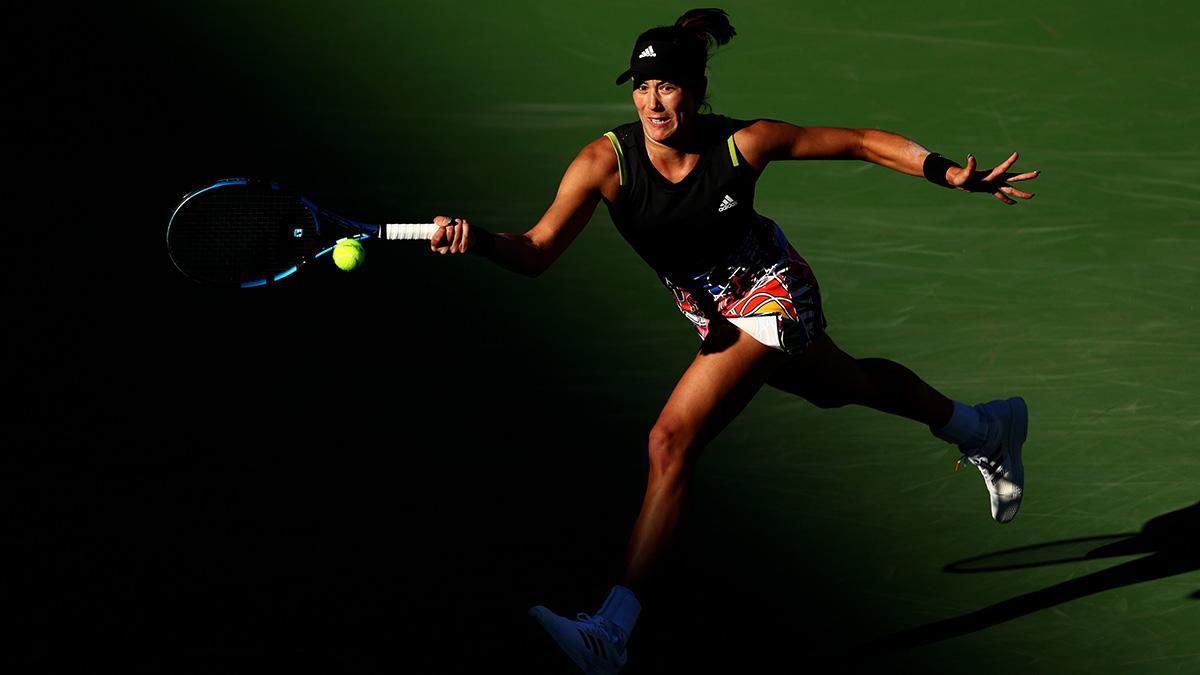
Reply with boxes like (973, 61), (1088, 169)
(603, 114), (759, 277)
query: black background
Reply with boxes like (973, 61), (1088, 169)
(10, 6), (820, 673)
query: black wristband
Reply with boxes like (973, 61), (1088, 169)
(470, 226), (496, 257)
(922, 152), (960, 189)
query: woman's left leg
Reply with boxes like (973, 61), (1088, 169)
(767, 330), (953, 427)
(768, 330), (1029, 523)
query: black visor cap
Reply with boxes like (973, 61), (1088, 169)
(615, 38), (704, 85)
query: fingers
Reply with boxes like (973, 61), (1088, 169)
(452, 218), (470, 254)
(1005, 169), (1041, 182)
(1000, 184), (1035, 200)
(983, 151), (1019, 182)
(430, 215), (471, 254)
(950, 154), (977, 187)
(950, 153), (1036, 204)
(431, 215), (453, 254)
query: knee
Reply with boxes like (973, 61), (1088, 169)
(647, 420), (697, 479)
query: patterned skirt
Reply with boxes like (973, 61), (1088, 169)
(661, 216), (828, 355)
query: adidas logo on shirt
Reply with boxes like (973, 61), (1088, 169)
(638, 45), (657, 59)
(718, 194), (738, 212)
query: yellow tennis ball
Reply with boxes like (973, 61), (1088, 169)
(332, 238), (365, 271)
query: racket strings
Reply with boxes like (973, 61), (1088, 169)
(168, 185), (317, 285)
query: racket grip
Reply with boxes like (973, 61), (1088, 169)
(382, 223), (439, 241)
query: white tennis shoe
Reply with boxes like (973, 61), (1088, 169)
(957, 397), (1029, 523)
(529, 605), (629, 675)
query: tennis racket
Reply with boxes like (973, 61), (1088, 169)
(166, 178), (437, 287)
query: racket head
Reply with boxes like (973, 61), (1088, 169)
(166, 178), (373, 287)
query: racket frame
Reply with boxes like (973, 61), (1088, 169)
(167, 178), (379, 288)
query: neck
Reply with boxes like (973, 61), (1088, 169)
(644, 115), (706, 158)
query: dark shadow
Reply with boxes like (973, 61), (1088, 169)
(942, 533), (1137, 572)
(698, 319), (742, 355)
(856, 501), (1200, 656)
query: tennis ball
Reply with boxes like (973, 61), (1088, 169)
(332, 238), (365, 272)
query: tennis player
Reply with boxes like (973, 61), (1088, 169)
(430, 9), (1039, 673)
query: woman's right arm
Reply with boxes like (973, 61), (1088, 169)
(430, 137), (618, 278)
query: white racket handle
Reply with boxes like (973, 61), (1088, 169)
(381, 223), (439, 241)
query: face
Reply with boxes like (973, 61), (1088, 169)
(633, 78), (701, 145)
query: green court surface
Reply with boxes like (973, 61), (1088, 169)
(14, 1), (1198, 672)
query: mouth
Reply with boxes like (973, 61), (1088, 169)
(647, 116), (672, 127)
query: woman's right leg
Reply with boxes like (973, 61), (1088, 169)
(528, 325), (787, 673)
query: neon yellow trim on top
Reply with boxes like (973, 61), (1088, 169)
(604, 131), (626, 186)
(727, 135), (740, 167)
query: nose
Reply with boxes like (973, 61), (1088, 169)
(646, 89), (664, 111)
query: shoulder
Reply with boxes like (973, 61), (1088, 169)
(731, 118), (792, 145)
(732, 119), (799, 169)
(560, 136), (622, 202)
(577, 136), (620, 175)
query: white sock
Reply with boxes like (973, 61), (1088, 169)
(930, 400), (990, 451)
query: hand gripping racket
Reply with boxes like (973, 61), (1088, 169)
(166, 178), (437, 287)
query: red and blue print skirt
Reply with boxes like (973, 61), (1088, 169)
(661, 216), (828, 356)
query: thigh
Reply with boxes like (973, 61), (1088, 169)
(656, 322), (790, 456)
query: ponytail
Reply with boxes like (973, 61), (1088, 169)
(675, 8), (737, 53)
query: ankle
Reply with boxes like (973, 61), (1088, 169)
(596, 585), (642, 637)
(930, 400), (988, 450)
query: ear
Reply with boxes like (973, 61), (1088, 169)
(694, 76), (709, 111)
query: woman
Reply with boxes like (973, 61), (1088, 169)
(431, 9), (1038, 674)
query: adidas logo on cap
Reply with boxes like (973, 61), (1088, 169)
(718, 194), (738, 212)
(638, 45), (657, 59)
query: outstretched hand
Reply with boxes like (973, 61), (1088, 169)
(947, 152), (1040, 205)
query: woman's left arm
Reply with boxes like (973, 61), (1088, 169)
(735, 120), (1040, 205)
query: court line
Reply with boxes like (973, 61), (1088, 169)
(1102, 381), (1192, 397)
(1060, 169), (1200, 194)
(1102, 189), (1200, 208)
(1043, 149), (1198, 159)
(496, 102), (632, 113)
(1120, 653), (1200, 667)
(763, 27), (1086, 56)
(1013, 224), (1096, 234)
(824, 241), (958, 258)
(990, 105), (1014, 147)
(812, 254), (944, 274)
(553, 44), (601, 64)
(1032, 16), (1062, 41)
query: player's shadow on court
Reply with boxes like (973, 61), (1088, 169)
(859, 501), (1200, 655)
